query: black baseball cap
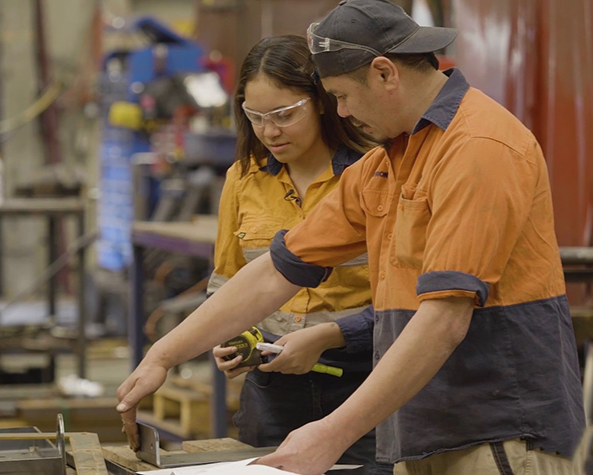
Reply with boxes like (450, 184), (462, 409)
(307, 0), (457, 78)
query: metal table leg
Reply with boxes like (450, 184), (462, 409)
(130, 243), (145, 370)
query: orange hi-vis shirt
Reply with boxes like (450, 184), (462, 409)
(270, 69), (584, 462)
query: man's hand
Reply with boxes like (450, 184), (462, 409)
(255, 419), (346, 475)
(116, 362), (168, 451)
(212, 344), (255, 379)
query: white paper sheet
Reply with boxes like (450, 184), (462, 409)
(138, 458), (297, 475)
(138, 457), (362, 475)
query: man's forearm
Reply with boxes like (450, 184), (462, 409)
(146, 253), (300, 369)
(324, 297), (474, 451)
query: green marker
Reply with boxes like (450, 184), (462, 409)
(312, 363), (343, 377)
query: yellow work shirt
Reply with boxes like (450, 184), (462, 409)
(208, 147), (371, 338)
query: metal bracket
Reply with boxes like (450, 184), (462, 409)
(0, 414), (107, 474)
(136, 422), (276, 468)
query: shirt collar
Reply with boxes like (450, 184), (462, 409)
(260, 145), (361, 177)
(412, 68), (470, 135)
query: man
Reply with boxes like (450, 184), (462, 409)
(117, 1), (585, 473)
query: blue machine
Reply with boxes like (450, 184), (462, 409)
(97, 18), (206, 271)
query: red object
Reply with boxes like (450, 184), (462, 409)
(452, 0), (593, 303)
(202, 55), (236, 94)
(437, 55), (456, 70)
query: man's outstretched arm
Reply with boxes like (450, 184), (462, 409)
(116, 252), (301, 449)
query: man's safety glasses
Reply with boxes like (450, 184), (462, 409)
(307, 22), (381, 56)
(241, 97), (312, 128)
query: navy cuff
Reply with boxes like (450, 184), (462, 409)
(336, 305), (374, 353)
(270, 230), (333, 287)
(416, 271), (490, 307)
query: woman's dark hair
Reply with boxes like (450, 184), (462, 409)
(234, 35), (375, 176)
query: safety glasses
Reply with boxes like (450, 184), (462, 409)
(241, 97), (312, 128)
(307, 22), (381, 56)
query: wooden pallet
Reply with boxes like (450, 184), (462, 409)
(137, 374), (243, 439)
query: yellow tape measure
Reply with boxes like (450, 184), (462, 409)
(222, 327), (343, 376)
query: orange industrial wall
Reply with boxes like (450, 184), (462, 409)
(453, 0), (593, 250)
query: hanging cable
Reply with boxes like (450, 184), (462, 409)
(0, 80), (63, 137)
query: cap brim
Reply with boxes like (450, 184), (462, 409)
(387, 26), (457, 54)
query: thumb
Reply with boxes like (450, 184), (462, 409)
(116, 389), (142, 413)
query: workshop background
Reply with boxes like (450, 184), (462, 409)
(0, 0), (591, 470)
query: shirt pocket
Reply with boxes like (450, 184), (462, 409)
(360, 189), (391, 218)
(391, 191), (431, 269)
(234, 219), (283, 263)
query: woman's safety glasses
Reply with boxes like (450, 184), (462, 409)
(307, 22), (381, 56)
(242, 97), (312, 128)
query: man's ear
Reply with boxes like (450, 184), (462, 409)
(369, 57), (399, 90)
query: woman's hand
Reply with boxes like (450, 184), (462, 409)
(258, 324), (341, 375)
(212, 344), (255, 379)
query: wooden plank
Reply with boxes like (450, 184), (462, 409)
(103, 438), (258, 471)
(182, 438), (251, 453)
(102, 445), (159, 472)
(69, 432), (109, 475)
(0, 432), (108, 475)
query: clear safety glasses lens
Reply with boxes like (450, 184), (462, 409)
(306, 22), (381, 56)
(242, 97), (312, 128)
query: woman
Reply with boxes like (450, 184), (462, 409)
(207, 35), (390, 474)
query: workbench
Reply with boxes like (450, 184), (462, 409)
(0, 198), (88, 380)
(128, 216), (228, 437)
(560, 246), (593, 282)
(102, 437), (263, 474)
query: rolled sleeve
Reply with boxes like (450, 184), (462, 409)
(270, 230), (333, 287)
(336, 305), (374, 353)
(416, 271), (489, 307)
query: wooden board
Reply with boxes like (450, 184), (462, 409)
(182, 437), (252, 452)
(102, 445), (160, 472)
(103, 438), (256, 472)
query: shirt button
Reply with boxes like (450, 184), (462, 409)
(374, 351), (380, 360)
(387, 233), (393, 239)
(377, 205), (384, 212)
(295, 315), (302, 323)
(379, 271), (385, 280)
